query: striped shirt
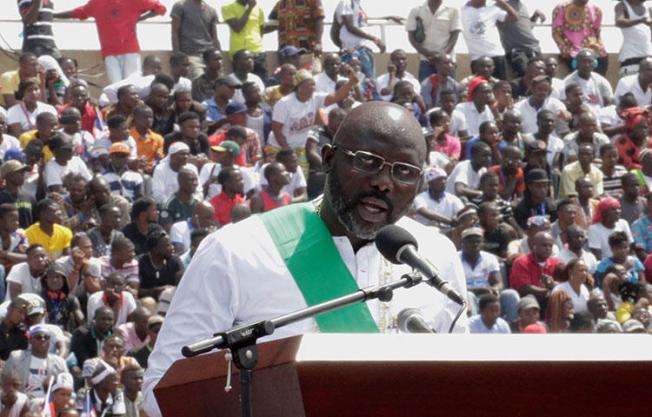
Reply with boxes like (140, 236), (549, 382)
(102, 166), (144, 203)
(602, 165), (628, 199)
(17, 0), (59, 57)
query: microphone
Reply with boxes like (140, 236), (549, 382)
(375, 225), (465, 305)
(397, 308), (435, 333)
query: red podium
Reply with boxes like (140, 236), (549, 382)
(154, 333), (652, 417)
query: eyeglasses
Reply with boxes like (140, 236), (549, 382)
(333, 146), (422, 185)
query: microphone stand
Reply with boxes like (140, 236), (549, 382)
(181, 272), (424, 417)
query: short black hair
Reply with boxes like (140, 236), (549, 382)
(556, 198), (575, 212)
(116, 84), (135, 101)
(178, 111), (200, 125)
(227, 125), (247, 140)
(34, 198), (57, 220)
(621, 172), (639, 186)
(131, 197), (156, 220)
(217, 167), (239, 186)
(478, 294), (499, 312)
(202, 49), (221, 62)
(599, 143), (616, 156)
(107, 115), (127, 129)
(146, 229), (168, 252)
(275, 148), (295, 162)
(479, 121), (496, 134)
(170, 51), (189, 67)
(608, 231), (629, 248)
(26, 244), (44, 255)
(111, 235), (133, 252)
(565, 83), (581, 96)
(152, 74), (175, 91)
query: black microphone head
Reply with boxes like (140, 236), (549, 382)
(375, 224), (418, 264)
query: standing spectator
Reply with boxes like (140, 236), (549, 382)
(561, 49), (613, 111)
(406, 0), (462, 81)
(619, 173), (647, 225)
(227, 50), (266, 105)
(614, 58), (652, 107)
(18, 0), (60, 59)
(498, 0), (544, 77)
(221, 0), (268, 81)
(122, 198), (163, 256)
(559, 143), (603, 198)
(138, 230), (183, 300)
(552, 0), (607, 75)
(0, 52), (39, 108)
(558, 224), (598, 274)
(469, 293), (511, 334)
(335, 0), (386, 80)
(25, 199), (72, 260)
(376, 49), (421, 101)
(413, 167), (463, 228)
(87, 205), (126, 259)
(460, 0), (518, 80)
(191, 50), (223, 103)
(170, 0), (221, 81)
(54, 0), (167, 84)
(87, 273), (137, 326)
(615, 0), (652, 76)
(267, 0), (325, 55)
(510, 231), (562, 303)
(588, 197), (633, 259)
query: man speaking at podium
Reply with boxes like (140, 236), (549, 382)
(142, 102), (467, 417)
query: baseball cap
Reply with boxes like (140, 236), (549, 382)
(622, 319), (646, 333)
(28, 324), (49, 337)
(169, 141), (190, 155)
(525, 168), (550, 184)
(424, 167), (446, 182)
(147, 315), (164, 329)
(0, 160), (28, 178)
(109, 142), (131, 155)
(47, 263), (67, 278)
(211, 140), (241, 156)
(461, 227), (484, 240)
(90, 145), (109, 159)
(3, 148), (25, 162)
(25, 294), (46, 317)
(526, 139), (547, 153)
(517, 295), (540, 312)
(225, 102), (247, 116)
(279, 45), (307, 59)
(215, 77), (242, 89)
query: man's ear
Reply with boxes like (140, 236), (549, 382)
(321, 144), (335, 173)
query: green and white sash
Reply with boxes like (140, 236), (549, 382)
(259, 203), (379, 333)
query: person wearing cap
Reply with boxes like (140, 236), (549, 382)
(413, 167), (463, 228)
(267, 66), (358, 170)
(170, 0), (221, 81)
(0, 150), (35, 231)
(314, 53), (343, 94)
(559, 143), (603, 199)
(131, 315), (163, 370)
(588, 197), (634, 259)
(513, 168), (557, 230)
(446, 141), (492, 199)
(208, 103), (264, 167)
(43, 135), (92, 193)
(265, 46), (308, 88)
(514, 75), (568, 135)
(43, 372), (75, 416)
(41, 263), (84, 333)
(510, 231), (562, 304)
(0, 298), (29, 361)
(458, 227), (502, 294)
(510, 295), (545, 333)
(226, 49), (266, 105)
(102, 143), (144, 203)
(2, 324), (67, 399)
(151, 141), (200, 205)
(129, 104), (164, 174)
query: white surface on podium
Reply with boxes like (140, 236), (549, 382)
(294, 333), (652, 362)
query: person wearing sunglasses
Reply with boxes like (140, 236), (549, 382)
(2, 324), (67, 400)
(143, 102), (468, 417)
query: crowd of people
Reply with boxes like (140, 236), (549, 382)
(0, 0), (650, 415)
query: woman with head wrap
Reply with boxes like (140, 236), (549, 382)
(75, 359), (125, 416)
(615, 107), (651, 170)
(587, 197), (634, 259)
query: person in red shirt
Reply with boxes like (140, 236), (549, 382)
(250, 162), (291, 213)
(489, 145), (525, 202)
(54, 0), (167, 84)
(209, 167), (246, 227)
(510, 231), (562, 305)
(59, 83), (100, 136)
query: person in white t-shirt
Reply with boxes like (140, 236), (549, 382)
(523, 109), (564, 169)
(460, 0), (518, 80)
(413, 167), (463, 227)
(315, 53), (343, 94)
(446, 141), (492, 198)
(561, 49), (614, 113)
(588, 197), (633, 259)
(268, 69), (358, 160)
(0, 113), (21, 161)
(43, 135), (92, 193)
(5, 245), (49, 301)
(6, 80), (57, 137)
(514, 75), (568, 135)
(169, 201), (216, 255)
(469, 293), (511, 333)
(613, 57), (652, 107)
(452, 78), (497, 137)
(86, 273), (137, 326)
(376, 49), (421, 101)
(552, 258), (591, 314)
(227, 50), (265, 105)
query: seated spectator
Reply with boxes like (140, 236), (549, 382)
(26, 198), (73, 260)
(558, 224), (598, 274)
(151, 142), (199, 205)
(87, 273), (137, 327)
(587, 294), (615, 322)
(458, 227), (502, 295)
(2, 324), (67, 399)
(5, 243), (50, 300)
(243, 82), (272, 146)
(75, 359), (124, 416)
(94, 335), (140, 381)
(45, 373), (75, 417)
(553, 259), (592, 314)
(118, 307), (151, 355)
(131, 315), (163, 369)
(260, 149), (307, 203)
(595, 231), (644, 286)
(515, 76), (568, 136)
(471, 171), (522, 236)
(130, 104), (164, 175)
(435, 89), (469, 140)
(170, 201), (216, 255)
(95, 115), (138, 159)
(99, 237), (139, 295)
(44, 135), (92, 193)
(488, 145), (525, 202)
(509, 57), (545, 101)
(315, 53), (343, 94)
(160, 167), (201, 230)
(377, 49), (421, 101)
(227, 50), (265, 105)
(496, 111), (525, 155)
(561, 112), (609, 163)
(203, 78), (238, 129)
(55, 233), (102, 300)
(251, 162), (291, 214)
(492, 80), (514, 115)
(60, 83), (98, 136)
(632, 192), (652, 255)
(465, 121), (501, 165)
(41, 264), (84, 333)
(102, 143), (144, 203)
(7, 80), (57, 138)
(428, 109), (461, 161)
(179, 228), (211, 269)
(0, 113), (21, 161)
(138, 230), (183, 300)
(600, 93), (638, 140)
(619, 173), (646, 224)
(122, 362), (144, 415)
(559, 143), (603, 198)
(561, 49), (612, 109)
(390, 81), (426, 127)
(0, 52), (39, 109)
(264, 64), (296, 108)
(510, 231), (561, 304)
(550, 198), (577, 248)
(446, 141), (492, 200)
(513, 168), (557, 230)
(600, 143), (627, 199)
(87, 176), (131, 231)
(70, 306), (115, 377)
(478, 201), (516, 261)
(163, 111), (210, 156)
(452, 77), (496, 137)
(0, 203), (28, 273)
(102, 85), (140, 123)
(122, 198), (162, 257)
(545, 290), (574, 333)
(507, 215), (559, 264)
(0, 297), (29, 361)
(510, 295), (545, 333)
(615, 107), (651, 170)
(0, 370), (30, 415)
(420, 55), (462, 110)
(58, 107), (94, 160)
(145, 82), (175, 137)
(574, 177), (600, 230)
(88, 204), (125, 258)
(524, 110), (564, 170)
(588, 197), (633, 259)
(413, 167), (463, 228)
(18, 111), (58, 163)
(191, 50), (223, 103)
(469, 293), (511, 334)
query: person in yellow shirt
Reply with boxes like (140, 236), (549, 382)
(130, 104), (164, 174)
(25, 198), (73, 260)
(0, 52), (40, 108)
(19, 112), (58, 163)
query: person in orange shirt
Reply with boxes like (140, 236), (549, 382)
(130, 104), (164, 174)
